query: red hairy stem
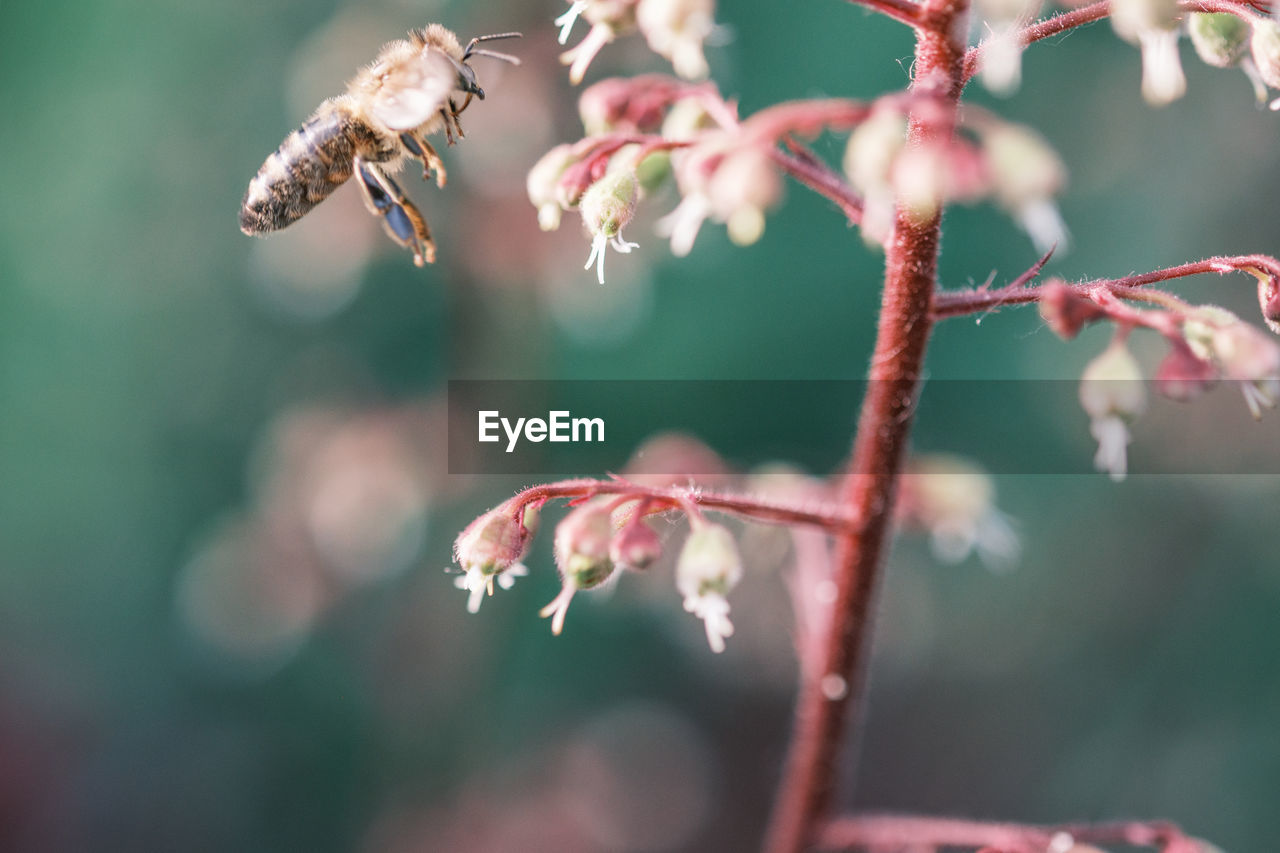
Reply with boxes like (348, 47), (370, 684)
(762, 0), (969, 849)
(816, 813), (1198, 852)
(742, 100), (875, 142)
(962, 0), (1265, 83)
(770, 148), (865, 224)
(499, 478), (858, 533)
(933, 254), (1280, 319)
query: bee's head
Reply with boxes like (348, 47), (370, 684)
(457, 62), (485, 101)
(455, 32), (522, 105)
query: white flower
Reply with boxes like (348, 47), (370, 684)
(655, 193), (710, 257)
(1139, 29), (1187, 106)
(636, 0), (716, 80)
(1079, 341), (1147, 481)
(981, 24), (1025, 95)
(903, 456), (1021, 571)
(584, 231), (640, 284)
(676, 522), (742, 653)
(454, 562), (529, 614)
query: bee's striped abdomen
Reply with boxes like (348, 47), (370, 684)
(239, 100), (362, 234)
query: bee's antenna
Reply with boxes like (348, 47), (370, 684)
(463, 32), (522, 60)
(467, 48), (521, 66)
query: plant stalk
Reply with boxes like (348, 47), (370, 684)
(761, 0), (969, 848)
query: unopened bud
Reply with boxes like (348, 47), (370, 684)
(528, 144), (579, 231)
(453, 507), (534, 613)
(1252, 18), (1280, 88)
(1155, 341), (1219, 401)
(1188, 12), (1251, 68)
(630, 146), (673, 193)
(676, 521), (742, 653)
(1038, 280), (1106, 339)
(454, 508), (530, 575)
(1258, 271), (1280, 335)
(541, 501), (620, 635)
(610, 516), (663, 569)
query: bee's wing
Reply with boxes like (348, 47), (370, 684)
(369, 48), (458, 132)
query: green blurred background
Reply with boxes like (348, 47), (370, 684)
(2, 0), (1279, 850)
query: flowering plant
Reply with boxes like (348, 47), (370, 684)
(455, 1), (1280, 850)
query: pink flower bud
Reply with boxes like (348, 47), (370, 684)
(553, 503), (617, 589)
(453, 507), (534, 613)
(609, 515), (663, 569)
(1257, 271), (1280, 335)
(580, 170), (641, 283)
(578, 76), (677, 134)
(1038, 280), (1106, 339)
(454, 508), (531, 574)
(541, 502), (619, 635)
(1155, 340), (1219, 401)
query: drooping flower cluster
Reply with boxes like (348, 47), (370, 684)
(1036, 277), (1280, 479)
(972, 0), (1278, 109)
(555, 0), (718, 84)
(453, 484), (749, 653)
(528, 75), (1074, 280)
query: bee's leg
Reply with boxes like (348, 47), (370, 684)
(439, 108), (457, 146)
(354, 157), (435, 266)
(399, 132), (447, 188)
(448, 98), (466, 139)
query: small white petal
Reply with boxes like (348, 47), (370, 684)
(1090, 415), (1132, 482)
(554, 1), (588, 45)
(656, 195), (710, 257)
(1015, 198), (1070, 255)
(539, 585), (577, 635)
(1139, 29), (1187, 106)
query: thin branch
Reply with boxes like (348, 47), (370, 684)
(963, 0), (1266, 84)
(817, 814), (1203, 853)
(933, 254), (1280, 319)
(500, 478), (859, 534)
(844, 0), (927, 29)
(771, 147), (865, 224)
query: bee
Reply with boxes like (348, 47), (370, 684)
(240, 25), (520, 266)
